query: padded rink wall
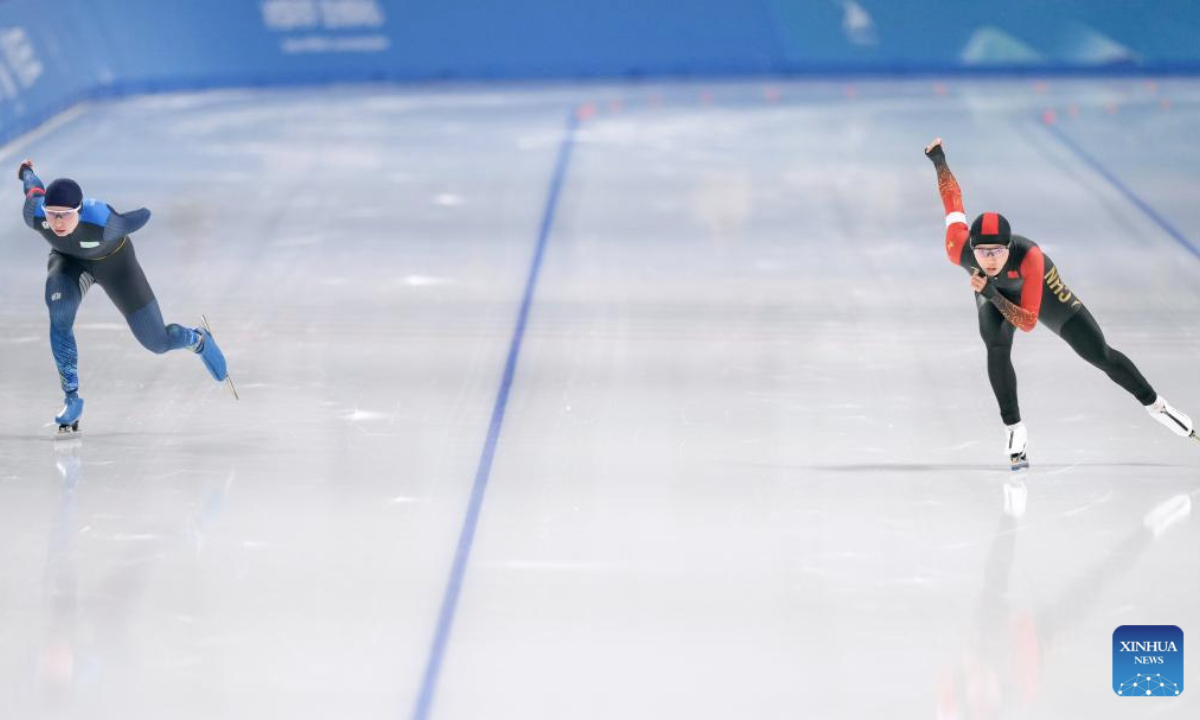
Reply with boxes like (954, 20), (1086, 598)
(2, 0), (1200, 146)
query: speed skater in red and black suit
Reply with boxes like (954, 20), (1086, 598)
(923, 138), (1196, 470)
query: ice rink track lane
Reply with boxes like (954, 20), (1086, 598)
(412, 109), (579, 720)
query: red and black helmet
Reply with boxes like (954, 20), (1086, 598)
(969, 212), (1011, 248)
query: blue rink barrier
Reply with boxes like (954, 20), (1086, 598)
(3, 0), (1200, 146)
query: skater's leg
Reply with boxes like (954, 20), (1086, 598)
(979, 301), (1020, 425)
(127, 300), (199, 354)
(1055, 308), (1194, 437)
(1056, 307), (1157, 405)
(92, 240), (227, 381)
(92, 241), (199, 354)
(45, 253), (88, 395)
(980, 301), (1028, 468)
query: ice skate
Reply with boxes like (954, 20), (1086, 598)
(54, 392), (84, 437)
(193, 327), (226, 381)
(195, 315), (237, 399)
(1006, 421), (1028, 471)
(1145, 396), (1195, 441)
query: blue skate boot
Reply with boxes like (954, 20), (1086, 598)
(55, 392), (84, 436)
(193, 327), (227, 381)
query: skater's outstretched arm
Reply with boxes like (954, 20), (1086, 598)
(18, 159), (45, 229)
(101, 205), (151, 242)
(924, 138), (970, 266)
(60, 201), (151, 242)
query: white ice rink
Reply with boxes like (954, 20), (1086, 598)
(1, 79), (1198, 719)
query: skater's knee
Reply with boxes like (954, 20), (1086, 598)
(45, 297), (78, 328)
(133, 328), (172, 354)
(141, 336), (172, 354)
(985, 340), (1013, 357)
(45, 286), (80, 321)
(126, 303), (194, 354)
(1074, 342), (1111, 368)
(47, 308), (75, 329)
(979, 325), (1014, 351)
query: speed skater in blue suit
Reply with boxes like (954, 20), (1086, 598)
(17, 159), (228, 434)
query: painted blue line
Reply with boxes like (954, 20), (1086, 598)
(411, 109), (580, 720)
(1042, 120), (1200, 262)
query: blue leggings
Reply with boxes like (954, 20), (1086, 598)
(46, 243), (197, 394)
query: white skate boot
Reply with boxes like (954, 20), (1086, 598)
(1145, 396), (1196, 441)
(1006, 422), (1029, 471)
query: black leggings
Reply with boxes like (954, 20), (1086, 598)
(978, 303), (1157, 425)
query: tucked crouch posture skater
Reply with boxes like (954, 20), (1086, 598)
(923, 139), (1195, 469)
(18, 159), (228, 435)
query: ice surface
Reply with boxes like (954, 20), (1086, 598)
(1, 79), (1197, 719)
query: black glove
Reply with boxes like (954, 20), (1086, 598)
(17, 160), (33, 180)
(976, 274), (999, 299)
(924, 142), (946, 165)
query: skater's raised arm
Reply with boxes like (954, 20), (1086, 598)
(18, 159), (46, 229)
(924, 138), (970, 266)
(18, 160), (151, 241)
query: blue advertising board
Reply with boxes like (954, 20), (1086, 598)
(3, 1), (1200, 146)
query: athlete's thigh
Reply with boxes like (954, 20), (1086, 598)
(91, 242), (156, 318)
(977, 297), (1014, 346)
(45, 251), (88, 307)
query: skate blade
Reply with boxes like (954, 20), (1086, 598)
(1010, 454), (1030, 472)
(224, 373), (240, 400)
(201, 314), (239, 401)
(55, 421), (81, 439)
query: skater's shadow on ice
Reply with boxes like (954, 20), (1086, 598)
(744, 461), (1190, 474)
(0, 430), (179, 444)
(799, 463), (1004, 473)
(725, 461), (1002, 474)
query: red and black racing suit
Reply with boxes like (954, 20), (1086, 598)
(928, 148), (1156, 425)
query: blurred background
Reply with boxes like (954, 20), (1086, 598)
(5, 0), (1200, 144)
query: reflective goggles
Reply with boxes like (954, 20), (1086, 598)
(44, 205), (81, 221)
(973, 246), (1008, 259)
